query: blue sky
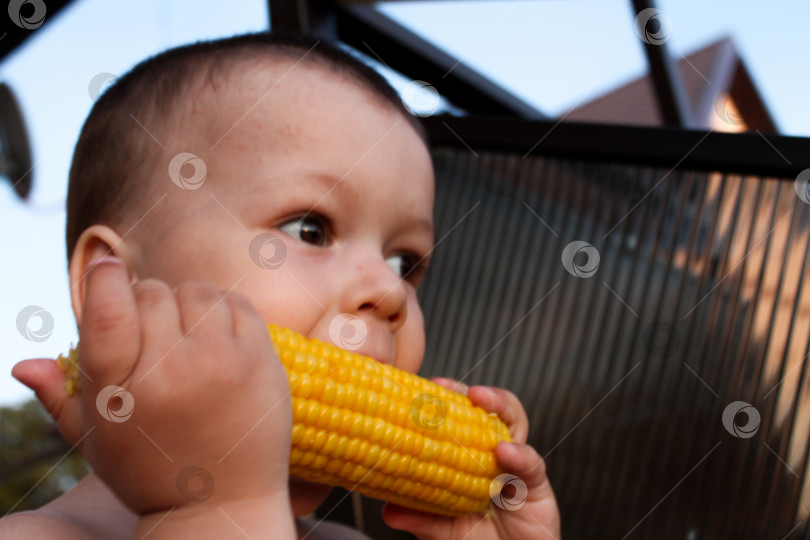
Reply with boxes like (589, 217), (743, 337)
(2, 0), (809, 406)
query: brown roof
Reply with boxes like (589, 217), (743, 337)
(565, 37), (777, 132)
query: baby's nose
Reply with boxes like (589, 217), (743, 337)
(350, 260), (408, 329)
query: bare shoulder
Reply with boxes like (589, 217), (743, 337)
(295, 517), (373, 540)
(0, 474), (136, 540)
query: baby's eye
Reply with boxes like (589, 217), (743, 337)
(386, 253), (423, 282)
(279, 215), (330, 246)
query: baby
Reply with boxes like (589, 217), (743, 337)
(3, 33), (560, 539)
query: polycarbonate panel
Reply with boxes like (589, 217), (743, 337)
(417, 146), (810, 539)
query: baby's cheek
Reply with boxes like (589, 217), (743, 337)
(395, 301), (426, 374)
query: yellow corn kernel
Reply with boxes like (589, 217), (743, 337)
(57, 325), (513, 517)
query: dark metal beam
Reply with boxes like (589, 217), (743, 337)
(268, 0), (337, 38)
(0, 0), (76, 63)
(631, 0), (695, 128)
(424, 115), (809, 178)
(335, 5), (545, 119)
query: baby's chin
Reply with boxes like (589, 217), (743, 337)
(289, 475), (334, 516)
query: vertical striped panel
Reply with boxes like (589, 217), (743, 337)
(417, 146), (810, 539)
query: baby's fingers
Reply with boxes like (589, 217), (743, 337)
(12, 358), (83, 446)
(79, 256), (140, 385)
(468, 386), (529, 443)
(495, 442), (548, 490)
(493, 442), (561, 539)
(431, 377), (469, 396)
(381, 502), (454, 540)
(133, 279), (182, 360)
(432, 378), (529, 443)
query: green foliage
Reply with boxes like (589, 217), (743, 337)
(0, 399), (87, 515)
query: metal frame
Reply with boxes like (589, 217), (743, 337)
(0, 0), (785, 130)
(423, 115), (810, 178)
(269, 0), (703, 125)
(269, 0), (546, 118)
(332, 6), (546, 119)
(631, 0), (695, 127)
(0, 0), (75, 61)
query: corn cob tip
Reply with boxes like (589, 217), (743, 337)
(56, 346), (80, 396)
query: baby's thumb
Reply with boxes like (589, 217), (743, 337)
(12, 358), (83, 446)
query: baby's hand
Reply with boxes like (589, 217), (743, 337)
(13, 257), (295, 538)
(382, 379), (561, 540)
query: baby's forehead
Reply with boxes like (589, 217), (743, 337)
(190, 61), (415, 157)
(153, 53), (427, 188)
(204, 56), (368, 105)
(170, 48), (424, 151)
(179, 58), (376, 141)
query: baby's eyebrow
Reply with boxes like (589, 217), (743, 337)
(398, 217), (434, 238)
(414, 218), (435, 235)
(284, 171), (435, 235)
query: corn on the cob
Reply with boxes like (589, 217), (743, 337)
(57, 325), (512, 516)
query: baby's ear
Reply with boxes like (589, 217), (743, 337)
(69, 225), (136, 325)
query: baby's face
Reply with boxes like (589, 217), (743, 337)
(127, 60), (435, 375)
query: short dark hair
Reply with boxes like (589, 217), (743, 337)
(65, 32), (426, 262)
